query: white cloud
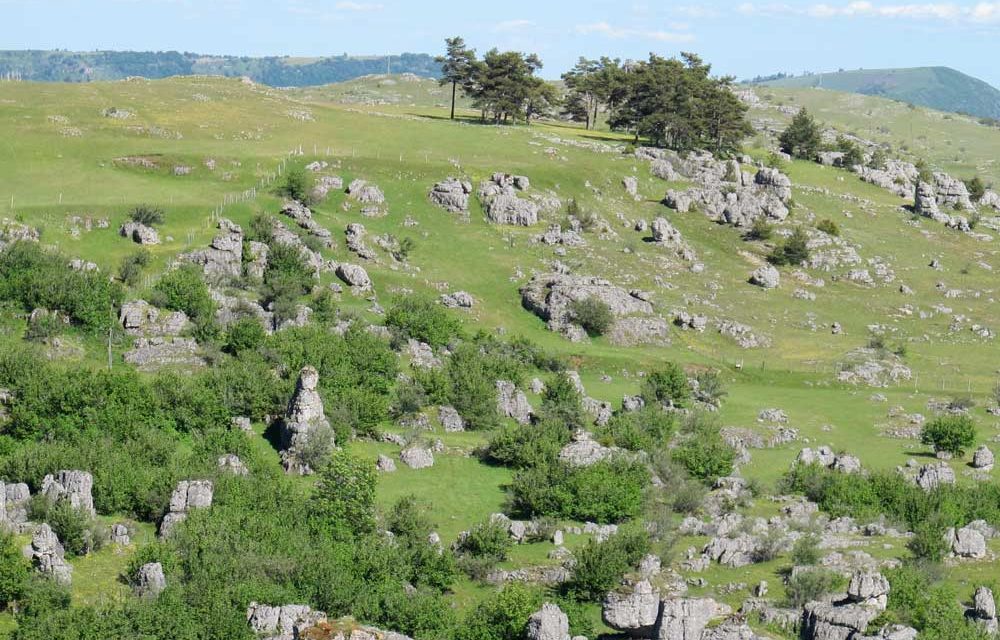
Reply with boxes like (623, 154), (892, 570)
(334, 1), (383, 10)
(738, 1), (1000, 22)
(493, 19), (535, 31)
(574, 21), (696, 42)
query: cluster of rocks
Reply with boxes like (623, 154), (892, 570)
(440, 290), (474, 309)
(855, 160), (917, 198)
(345, 222), (376, 260)
(120, 299), (189, 336)
(796, 446), (862, 474)
(119, 221), (159, 245)
(836, 351), (912, 387)
(802, 571), (894, 640)
(346, 179), (385, 205)
(159, 479), (213, 537)
(278, 366), (334, 475)
(429, 177), (472, 215)
(27, 523), (73, 585)
(520, 272), (669, 345)
(558, 430), (624, 466)
(602, 586), (730, 640)
(246, 603), (414, 640)
(534, 222), (586, 248)
(651, 217), (696, 261)
(124, 336), (204, 371)
(181, 218), (245, 281)
(41, 470), (95, 516)
(717, 319), (771, 349)
(750, 264), (780, 289)
(310, 175), (343, 203)
(478, 172), (539, 226)
(280, 201), (333, 247)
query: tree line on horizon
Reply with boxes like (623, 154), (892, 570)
(436, 37), (752, 155)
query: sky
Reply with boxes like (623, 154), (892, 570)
(1, 0), (999, 87)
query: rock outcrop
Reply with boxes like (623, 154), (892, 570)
(526, 603), (570, 640)
(279, 366), (333, 475)
(120, 300), (189, 336)
(496, 380), (533, 424)
(28, 523), (73, 584)
(41, 470), (95, 516)
(159, 479), (213, 537)
(135, 562), (166, 598)
(0, 482), (31, 531)
(603, 579), (661, 635)
(120, 221), (159, 245)
(430, 177), (473, 214)
(478, 173), (539, 226)
(181, 219), (244, 280)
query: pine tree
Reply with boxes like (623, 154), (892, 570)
(779, 108), (822, 159)
(435, 37), (476, 120)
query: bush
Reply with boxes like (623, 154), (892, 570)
(456, 583), (540, 640)
(456, 518), (512, 564)
(693, 370), (727, 407)
(768, 227), (810, 266)
(152, 264), (214, 322)
(485, 419), (571, 469)
(277, 165), (315, 203)
(791, 533), (821, 565)
(223, 317), (267, 355)
(117, 249), (152, 286)
(564, 528), (651, 601)
(128, 204), (165, 226)
(510, 459), (649, 523)
(963, 176), (986, 203)
(641, 362), (690, 408)
(311, 450), (377, 538)
(568, 297), (614, 337)
(816, 218), (840, 236)
(386, 295), (462, 348)
(785, 569), (845, 608)
(28, 498), (104, 557)
(537, 372), (586, 429)
(445, 339), (526, 431)
(908, 519), (949, 562)
(673, 414), (735, 484)
(921, 415), (976, 456)
(745, 217), (773, 241)
(596, 407), (676, 453)
(0, 532), (30, 608)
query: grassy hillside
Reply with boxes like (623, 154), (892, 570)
(3, 76), (1000, 636)
(755, 66), (1000, 120)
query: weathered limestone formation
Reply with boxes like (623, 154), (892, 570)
(430, 177), (473, 214)
(496, 380), (533, 424)
(159, 479), (214, 537)
(181, 219), (244, 280)
(279, 366), (333, 475)
(28, 523), (73, 585)
(526, 603), (570, 640)
(120, 221), (159, 245)
(120, 300), (189, 336)
(41, 470), (95, 516)
(135, 562), (166, 598)
(478, 173), (539, 226)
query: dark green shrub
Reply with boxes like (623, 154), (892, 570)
(486, 419), (571, 469)
(673, 414), (735, 484)
(128, 204), (165, 226)
(117, 249), (152, 286)
(921, 415), (976, 456)
(596, 407), (676, 453)
(745, 217), (773, 241)
(311, 450), (377, 538)
(510, 459), (649, 523)
(641, 362), (690, 408)
(791, 533), (821, 565)
(785, 569), (845, 608)
(778, 108), (821, 159)
(0, 532), (30, 608)
(276, 165), (315, 203)
(768, 227), (810, 266)
(386, 295), (462, 348)
(537, 372), (586, 429)
(816, 218), (840, 236)
(152, 264), (214, 322)
(564, 528), (651, 601)
(569, 297), (614, 337)
(223, 317), (267, 355)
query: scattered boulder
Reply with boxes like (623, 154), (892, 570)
(496, 380), (533, 424)
(526, 603), (570, 640)
(346, 179), (385, 205)
(440, 291), (474, 309)
(400, 445), (434, 470)
(376, 455), (396, 473)
(336, 263), (372, 290)
(973, 445), (995, 470)
(478, 173), (539, 226)
(135, 562), (166, 598)
(559, 430), (619, 467)
(0, 482), (31, 531)
(246, 603), (326, 640)
(310, 175), (343, 202)
(656, 597), (720, 640)
(111, 523), (130, 545)
(623, 176), (640, 199)
(124, 337), (205, 372)
(279, 366), (333, 475)
(947, 525), (987, 558)
(41, 470), (95, 516)
(438, 405), (465, 432)
(847, 571), (890, 609)
(916, 462), (955, 491)
(28, 523), (72, 585)
(603, 580), (660, 635)
(750, 265), (780, 289)
(119, 221), (159, 245)
(968, 586), (998, 634)
(181, 219), (244, 280)
(430, 177), (473, 214)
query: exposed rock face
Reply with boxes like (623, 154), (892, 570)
(521, 273), (665, 343)
(346, 179), (385, 205)
(968, 586), (998, 634)
(623, 176), (640, 199)
(847, 571), (890, 609)
(41, 470), (95, 516)
(559, 430), (618, 467)
(135, 562), (166, 598)
(376, 454), (396, 472)
(246, 603), (326, 640)
(796, 446), (861, 474)
(656, 598), (719, 640)
(856, 160), (916, 198)
(704, 534), (756, 568)
(245, 241), (269, 279)
(345, 223), (376, 260)
(479, 173), (539, 226)
(160, 479), (213, 537)
(181, 219), (244, 280)
(914, 181), (942, 220)
(438, 405), (465, 432)
(933, 172), (974, 211)
(973, 445), (995, 470)
(496, 380), (533, 424)
(120, 300), (189, 336)
(982, 190), (1000, 211)
(124, 337), (205, 372)
(310, 175), (343, 202)
(526, 603), (570, 640)
(429, 177), (473, 214)
(120, 221), (159, 245)
(29, 523), (73, 584)
(280, 201), (333, 246)
(603, 580), (660, 634)
(400, 445), (434, 469)
(755, 167), (792, 201)
(947, 525), (987, 558)
(111, 523), (130, 545)
(750, 265), (780, 289)
(802, 601), (880, 640)
(280, 366), (333, 475)
(0, 482), (31, 531)
(218, 454), (249, 476)
(916, 462), (955, 490)
(336, 263), (372, 290)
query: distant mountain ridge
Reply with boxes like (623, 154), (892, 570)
(0, 50), (441, 86)
(751, 66), (1000, 120)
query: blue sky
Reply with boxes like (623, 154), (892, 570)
(2, 0), (999, 86)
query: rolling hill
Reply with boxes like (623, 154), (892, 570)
(0, 49), (440, 86)
(753, 66), (1000, 120)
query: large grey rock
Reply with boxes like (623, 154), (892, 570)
(246, 602), (326, 640)
(29, 523), (72, 585)
(0, 482), (30, 530)
(750, 265), (780, 289)
(400, 446), (434, 470)
(847, 571), (890, 610)
(159, 479), (213, 537)
(245, 241), (269, 279)
(119, 300), (189, 336)
(280, 366), (333, 475)
(704, 534), (755, 568)
(124, 337), (205, 372)
(559, 430), (617, 467)
(973, 445), (995, 470)
(496, 380), (533, 424)
(802, 601), (879, 640)
(914, 181), (943, 220)
(947, 525), (987, 558)
(218, 454), (249, 476)
(181, 219), (244, 280)
(336, 263), (372, 290)
(656, 597), (719, 640)
(754, 167), (792, 201)
(969, 586), (998, 634)
(135, 562), (166, 598)
(120, 221), (159, 245)
(602, 579), (660, 634)
(440, 291), (474, 309)
(346, 179), (385, 205)
(430, 177), (472, 214)
(478, 173), (539, 226)
(916, 462), (955, 490)
(526, 603), (570, 640)
(933, 172), (975, 212)
(438, 405), (465, 432)
(111, 523), (130, 545)
(41, 470), (95, 516)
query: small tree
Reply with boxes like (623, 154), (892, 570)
(129, 204), (165, 226)
(152, 264), (214, 322)
(745, 217), (773, 241)
(920, 415), (976, 456)
(277, 165), (314, 203)
(641, 362), (690, 408)
(0, 532), (30, 608)
(768, 227), (810, 266)
(311, 450), (377, 538)
(779, 108), (822, 159)
(836, 136), (864, 168)
(117, 249), (151, 286)
(963, 176), (986, 203)
(816, 218), (840, 236)
(436, 36), (476, 120)
(569, 297), (614, 337)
